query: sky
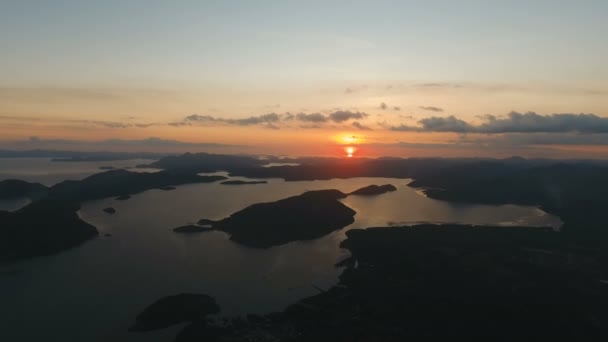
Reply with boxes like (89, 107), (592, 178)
(1, 0), (607, 158)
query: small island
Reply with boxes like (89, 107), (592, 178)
(198, 189), (355, 248)
(220, 180), (268, 185)
(103, 207), (116, 214)
(115, 195), (131, 200)
(349, 184), (397, 196)
(173, 225), (214, 233)
(158, 186), (177, 191)
(130, 293), (220, 332)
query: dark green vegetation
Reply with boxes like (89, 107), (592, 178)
(199, 190), (356, 248)
(173, 225), (214, 233)
(0, 200), (97, 261)
(0, 179), (48, 200)
(129, 293), (220, 332)
(349, 184), (396, 196)
(220, 180), (268, 185)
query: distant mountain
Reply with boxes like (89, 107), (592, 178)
(0, 149), (171, 161)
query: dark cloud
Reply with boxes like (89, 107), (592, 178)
(352, 122), (372, 131)
(184, 113), (281, 126)
(380, 102), (387, 110)
(419, 106), (444, 112)
(459, 133), (608, 146)
(328, 110), (368, 123)
(295, 113), (328, 123)
(419, 115), (472, 132)
(476, 112), (608, 133)
(391, 112), (608, 134)
(393, 106), (401, 111)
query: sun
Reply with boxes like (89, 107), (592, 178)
(345, 146), (356, 158)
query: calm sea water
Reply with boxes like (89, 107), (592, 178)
(0, 159), (561, 341)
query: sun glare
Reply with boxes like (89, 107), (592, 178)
(345, 146), (355, 158)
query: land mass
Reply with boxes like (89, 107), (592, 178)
(156, 224), (608, 340)
(348, 184), (396, 196)
(130, 293), (220, 332)
(220, 180), (268, 185)
(199, 189), (356, 248)
(0, 200), (98, 261)
(49, 169), (226, 202)
(0, 179), (48, 200)
(173, 225), (214, 233)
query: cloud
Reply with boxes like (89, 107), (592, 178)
(419, 106), (444, 112)
(295, 113), (328, 123)
(393, 106), (401, 111)
(328, 110), (368, 123)
(476, 112), (608, 133)
(418, 115), (472, 132)
(390, 115), (471, 133)
(352, 121), (372, 131)
(391, 112), (608, 134)
(459, 133), (608, 146)
(380, 102), (387, 110)
(185, 113), (281, 127)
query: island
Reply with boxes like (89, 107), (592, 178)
(0, 179), (48, 200)
(115, 195), (131, 200)
(349, 184), (397, 196)
(172, 225), (214, 233)
(220, 180), (268, 185)
(198, 189), (356, 248)
(158, 186), (177, 191)
(0, 200), (98, 261)
(129, 293), (220, 332)
(103, 207), (116, 214)
(48, 169), (227, 202)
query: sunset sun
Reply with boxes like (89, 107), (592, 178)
(345, 146), (356, 158)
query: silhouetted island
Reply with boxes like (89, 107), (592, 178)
(115, 195), (131, 200)
(0, 179), (48, 200)
(349, 184), (397, 196)
(129, 293), (220, 332)
(98, 166), (116, 170)
(0, 200), (98, 261)
(49, 169), (226, 202)
(158, 186), (177, 191)
(173, 225), (214, 233)
(103, 207), (116, 214)
(220, 180), (268, 185)
(199, 189), (355, 248)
